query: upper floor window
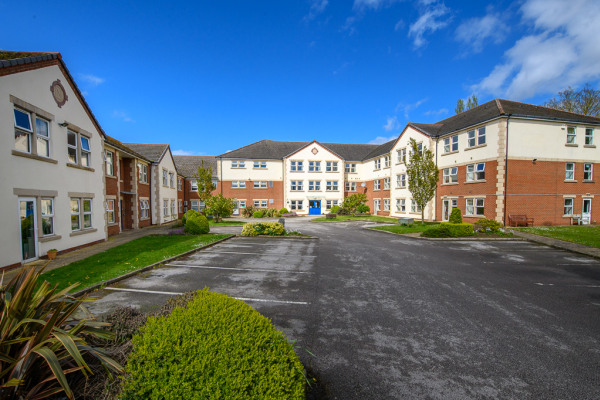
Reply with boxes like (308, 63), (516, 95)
(443, 167), (458, 184)
(253, 161), (267, 169)
(444, 135), (458, 153)
(584, 163), (593, 181)
(309, 161), (321, 172)
(374, 180), (381, 190)
(396, 174), (406, 188)
(232, 160), (245, 168)
(374, 158), (381, 170)
(36, 118), (50, 157)
(169, 172), (175, 188)
(14, 108), (33, 153)
(397, 148), (406, 163)
(345, 181), (356, 191)
(178, 178), (182, 191)
(80, 136), (91, 167)
(326, 161), (338, 172)
(191, 180), (198, 191)
(567, 126), (576, 144)
(326, 180), (339, 191)
(105, 151), (114, 176)
(585, 128), (594, 145)
(345, 163), (356, 173)
(308, 180), (321, 191)
(66, 130), (91, 167)
(290, 180), (303, 191)
(162, 169), (168, 186)
(232, 180), (246, 188)
(14, 106), (52, 157)
(466, 163), (485, 181)
(565, 162), (575, 180)
(383, 156), (390, 168)
(139, 164), (148, 183)
(67, 131), (78, 163)
(467, 127), (486, 147)
(383, 177), (390, 190)
(291, 161), (304, 172)
(254, 181), (268, 188)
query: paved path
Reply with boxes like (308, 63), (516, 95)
(87, 219), (600, 399)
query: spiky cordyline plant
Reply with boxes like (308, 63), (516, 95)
(0, 267), (122, 400)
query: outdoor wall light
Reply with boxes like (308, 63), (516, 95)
(58, 121), (69, 127)
(532, 158), (537, 164)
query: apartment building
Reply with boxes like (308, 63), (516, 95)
(173, 155), (219, 213)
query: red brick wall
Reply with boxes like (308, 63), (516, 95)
(219, 180), (284, 210)
(177, 177), (185, 218)
(105, 151), (120, 236)
(138, 168), (151, 228)
(362, 179), (391, 215)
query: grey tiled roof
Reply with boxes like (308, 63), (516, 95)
(321, 142), (381, 161)
(360, 139), (398, 161)
(104, 135), (150, 161)
(0, 51), (59, 68)
(173, 155), (218, 178)
(123, 143), (169, 163)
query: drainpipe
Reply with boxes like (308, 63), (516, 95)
(219, 157), (223, 195)
(434, 136), (439, 222)
(503, 114), (511, 225)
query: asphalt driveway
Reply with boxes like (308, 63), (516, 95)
(88, 220), (600, 399)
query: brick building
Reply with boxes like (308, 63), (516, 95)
(173, 155), (219, 213)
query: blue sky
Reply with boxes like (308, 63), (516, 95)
(2, 0), (599, 155)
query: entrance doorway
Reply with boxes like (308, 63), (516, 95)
(19, 198), (37, 262)
(442, 199), (457, 221)
(582, 198), (591, 225)
(309, 200), (321, 215)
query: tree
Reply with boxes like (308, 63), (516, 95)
(405, 138), (438, 224)
(544, 83), (600, 117)
(455, 99), (465, 114)
(455, 94), (479, 114)
(195, 161), (216, 203)
(205, 193), (235, 222)
(341, 193), (368, 215)
(466, 94), (478, 109)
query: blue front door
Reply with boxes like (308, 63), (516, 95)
(309, 200), (321, 215)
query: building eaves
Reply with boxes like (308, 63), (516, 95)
(123, 143), (170, 163)
(104, 135), (151, 162)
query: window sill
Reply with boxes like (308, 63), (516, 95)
(465, 214), (485, 218)
(442, 150), (459, 156)
(107, 222), (119, 227)
(253, 168), (268, 170)
(12, 150), (58, 164)
(326, 190), (340, 192)
(464, 180), (486, 184)
(442, 182), (459, 186)
(231, 167), (246, 169)
(70, 228), (98, 237)
(383, 166), (391, 170)
(106, 175), (117, 179)
(345, 172), (358, 174)
(396, 186), (407, 190)
(465, 144), (487, 151)
(308, 190), (321, 192)
(290, 171), (304, 173)
(139, 181), (149, 185)
(565, 143), (578, 147)
(39, 234), (61, 243)
(584, 144), (596, 148)
(583, 180), (595, 183)
(564, 180), (577, 183)
(67, 163), (94, 172)
(308, 171), (322, 173)
(395, 162), (405, 166)
(326, 171), (340, 173)
(232, 187), (246, 189)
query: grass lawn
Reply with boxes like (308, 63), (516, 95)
(41, 234), (229, 292)
(370, 222), (440, 234)
(312, 215), (399, 223)
(517, 226), (600, 248)
(209, 220), (245, 226)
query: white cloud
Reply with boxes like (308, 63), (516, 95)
(408, 1), (451, 49)
(172, 149), (203, 156)
(78, 73), (105, 87)
(455, 12), (507, 53)
(304, 0), (328, 21)
(396, 97), (428, 119)
(423, 108), (449, 117)
(112, 110), (135, 123)
(353, 0), (399, 11)
(383, 116), (400, 131)
(368, 135), (398, 145)
(333, 61), (351, 75)
(473, 0), (600, 100)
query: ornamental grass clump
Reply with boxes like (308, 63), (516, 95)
(241, 222), (285, 236)
(120, 289), (305, 399)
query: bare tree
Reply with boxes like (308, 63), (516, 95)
(545, 83), (600, 117)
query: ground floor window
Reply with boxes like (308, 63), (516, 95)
(191, 200), (200, 211)
(290, 200), (303, 210)
(383, 199), (390, 211)
(140, 200), (149, 219)
(374, 199), (380, 212)
(410, 199), (422, 213)
(564, 198), (574, 215)
(326, 200), (338, 210)
(254, 199), (267, 208)
(178, 200), (183, 213)
(466, 198), (484, 216)
(71, 198), (92, 231)
(163, 200), (169, 217)
(41, 198), (54, 235)
(171, 200), (176, 217)
(396, 198), (405, 212)
(106, 199), (115, 224)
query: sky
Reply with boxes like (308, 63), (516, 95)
(2, 0), (599, 155)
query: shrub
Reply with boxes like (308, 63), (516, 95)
(263, 208), (278, 218)
(121, 289), (305, 400)
(182, 209), (200, 226)
(241, 222), (285, 236)
(421, 224), (452, 238)
(476, 218), (503, 232)
(279, 207), (289, 214)
(0, 267), (122, 400)
(341, 193), (368, 215)
(274, 211), (281, 218)
(337, 207), (350, 215)
(252, 210), (264, 218)
(422, 222), (473, 238)
(356, 204), (370, 213)
(205, 194), (236, 222)
(449, 208), (463, 224)
(241, 205), (256, 218)
(184, 213), (210, 234)
(330, 205), (340, 214)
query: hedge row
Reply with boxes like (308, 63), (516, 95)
(241, 222), (285, 236)
(422, 222), (473, 238)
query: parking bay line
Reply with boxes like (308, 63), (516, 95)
(104, 287), (309, 304)
(201, 251), (316, 257)
(165, 263), (313, 274)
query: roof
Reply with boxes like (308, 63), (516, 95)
(104, 135), (150, 161)
(321, 142), (381, 161)
(409, 99), (600, 137)
(173, 155), (218, 178)
(360, 139), (398, 161)
(123, 143), (170, 163)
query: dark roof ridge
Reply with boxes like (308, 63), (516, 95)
(498, 98), (600, 121)
(218, 138), (275, 158)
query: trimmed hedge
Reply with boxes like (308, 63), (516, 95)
(356, 204), (370, 213)
(241, 222), (285, 236)
(476, 218), (503, 232)
(184, 213), (210, 234)
(279, 207), (289, 214)
(121, 289), (305, 399)
(449, 208), (463, 224)
(252, 210), (264, 218)
(422, 222), (473, 238)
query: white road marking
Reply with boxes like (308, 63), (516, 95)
(201, 251), (316, 257)
(104, 287), (309, 305)
(165, 263), (312, 274)
(535, 283), (600, 288)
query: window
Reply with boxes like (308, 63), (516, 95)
(467, 127), (486, 147)
(191, 180), (198, 191)
(584, 163), (593, 181)
(396, 174), (406, 188)
(326, 200), (338, 210)
(309, 161), (321, 172)
(80, 136), (91, 167)
(163, 200), (169, 216)
(169, 173), (175, 188)
(326, 161), (339, 172)
(105, 151), (114, 176)
(70, 198), (92, 231)
(374, 199), (380, 212)
(326, 180), (338, 191)
(253, 161), (267, 169)
(345, 163), (356, 173)
(466, 198), (485, 216)
(191, 200), (200, 211)
(443, 167), (458, 184)
(70, 199), (80, 231)
(232, 160), (245, 168)
(397, 148), (406, 164)
(14, 108), (33, 153)
(171, 200), (176, 216)
(67, 131), (78, 163)
(106, 199), (115, 224)
(254, 200), (268, 208)
(41, 198), (54, 235)
(374, 159), (381, 169)
(212, 179), (218, 188)
(374, 180), (380, 190)
(82, 199), (92, 229)
(178, 178), (182, 191)
(410, 200), (422, 213)
(345, 181), (356, 191)
(291, 161), (304, 172)
(291, 180), (304, 191)
(565, 163), (575, 180)
(232, 181), (246, 188)
(253, 181), (267, 188)
(567, 126), (576, 144)
(238, 200), (246, 209)
(383, 177), (390, 190)
(384, 156), (390, 168)
(383, 199), (390, 211)
(444, 135), (458, 153)
(564, 198), (574, 215)
(290, 200), (303, 210)
(396, 199), (406, 212)
(309, 180), (321, 191)
(139, 164), (148, 183)
(140, 200), (149, 219)
(162, 169), (168, 186)
(585, 128), (594, 145)
(178, 200), (183, 213)
(466, 163), (485, 181)
(36, 118), (50, 157)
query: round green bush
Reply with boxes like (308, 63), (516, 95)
(279, 207), (289, 214)
(182, 209), (200, 226)
(476, 218), (503, 232)
(241, 222), (285, 236)
(184, 213), (210, 234)
(330, 205), (340, 214)
(356, 204), (370, 213)
(252, 210), (264, 218)
(449, 208), (463, 224)
(121, 289), (305, 399)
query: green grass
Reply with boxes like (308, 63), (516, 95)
(370, 222), (440, 234)
(517, 226), (600, 248)
(209, 220), (245, 226)
(41, 234), (229, 292)
(312, 215), (399, 223)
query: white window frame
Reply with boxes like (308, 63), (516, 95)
(309, 161), (321, 172)
(254, 199), (268, 208)
(374, 180), (380, 190)
(67, 130), (78, 164)
(139, 164), (148, 183)
(326, 200), (338, 210)
(35, 117), (50, 158)
(410, 199), (422, 213)
(140, 200), (149, 219)
(232, 180), (246, 188)
(232, 160), (246, 168)
(106, 199), (115, 224)
(326, 180), (338, 191)
(178, 178), (182, 191)
(567, 126), (576, 144)
(374, 199), (381, 212)
(41, 198), (54, 236)
(443, 167), (458, 184)
(396, 198), (406, 212)
(70, 199), (80, 231)
(585, 128), (593, 145)
(169, 173), (175, 188)
(290, 200), (303, 210)
(191, 200), (200, 211)
(466, 163), (485, 182)
(466, 198), (485, 216)
(171, 200), (176, 216)
(564, 198), (574, 216)
(467, 127), (486, 148)
(162, 169), (168, 186)
(291, 180), (304, 191)
(326, 161), (339, 172)
(309, 180), (321, 191)
(584, 163), (593, 181)
(397, 148), (406, 164)
(238, 200), (246, 209)
(291, 161), (304, 172)
(383, 198), (390, 211)
(565, 162), (575, 180)
(444, 135), (458, 153)
(383, 177), (390, 190)
(374, 158), (381, 170)
(253, 161), (267, 169)
(14, 107), (33, 153)
(345, 181), (356, 191)
(384, 156), (390, 168)
(396, 174), (406, 188)
(80, 136), (91, 167)
(253, 181), (267, 188)
(163, 199), (169, 216)
(345, 163), (356, 173)
(191, 180), (198, 191)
